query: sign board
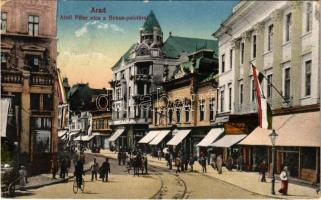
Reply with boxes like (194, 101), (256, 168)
(224, 122), (248, 135)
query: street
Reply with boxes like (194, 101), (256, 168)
(17, 154), (266, 199)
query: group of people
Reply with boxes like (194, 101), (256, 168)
(50, 157), (71, 179)
(90, 158), (111, 182)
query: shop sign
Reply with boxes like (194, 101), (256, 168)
(224, 122), (248, 134)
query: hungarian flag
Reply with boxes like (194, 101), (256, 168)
(251, 65), (272, 129)
(56, 70), (67, 105)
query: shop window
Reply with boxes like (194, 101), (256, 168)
(301, 148), (316, 169)
(35, 130), (50, 153)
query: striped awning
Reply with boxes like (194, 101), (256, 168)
(149, 130), (171, 145)
(138, 130), (160, 144)
(210, 134), (247, 148)
(109, 128), (125, 142)
(58, 130), (68, 138)
(196, 128), (224, 147)
(167, 129), (191, 146)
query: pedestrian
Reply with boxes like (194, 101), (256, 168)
(238, 155), (243, 171)
(216, 155), (223, 174)
(175, 156), (181, 173)
(118, 149), (122, 166)
(59, 158), (67, 179)
(91, 158), (99, 181)
(184, 153), (189, 171)
(143, 155), (148, 174)
(169, 152), (173, 170)
(122, 151), (127, 165)
(200, 155), (207, 173)
(278, 166), (289, 195)
(210, 154), (217, 170)
(74, 158), (84, 187)
(19, 166), (27, 190)
(100, 158), (111, 182)
(189, 155), (194, 171)
(51, 157), (58, 179)
(157, 148), (162, 160)
(180, 154), (185, 172)
(259, 160), (267, 182)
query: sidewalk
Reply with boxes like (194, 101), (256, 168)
(95, 149), (319, 199)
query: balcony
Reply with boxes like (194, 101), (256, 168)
(30, 72), (53, 86)
(130, 74), (151, 82)
(234, 102), (258, 114)
(1, 70), (23, 84)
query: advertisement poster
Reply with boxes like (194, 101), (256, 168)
(1, 0), (320, 199)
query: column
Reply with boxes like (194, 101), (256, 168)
(271, 9), (284, 109)
(241, 31), (251, 110)
(233, 39), (240, 111)
(289, 1), (303, 106)
(52, 76), (59, 157)
(21, 71), (30, 156)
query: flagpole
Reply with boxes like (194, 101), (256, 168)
(249, 62), (290, 104)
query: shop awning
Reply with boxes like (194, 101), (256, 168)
(109, 128), (125, 142)
(210, 134), (247, 148)
(1, 98), (10, 137)
(73, 135), (95, 142)
(138, 130), (160, 144)
(196, 128), (224, 147)
(239, 111), (320, 147)
(58, 130), (68, 138)
(68, 130), (80, 137)
(167, 129), (191, 146)
(149, 130), (171, 145)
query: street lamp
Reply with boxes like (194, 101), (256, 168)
(269, 129), (278, 195)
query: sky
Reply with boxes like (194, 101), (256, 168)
(57, 0), (238, 88)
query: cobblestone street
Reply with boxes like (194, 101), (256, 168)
(16, 154), (267, 199)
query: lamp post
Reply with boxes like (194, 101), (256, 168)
(269, 129), (278, 195)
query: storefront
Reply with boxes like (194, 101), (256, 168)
(239, 111), (320, 182)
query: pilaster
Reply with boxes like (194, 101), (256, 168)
(233, 39), (241, 110)
(290, 1), (303, 106)
(242, 31), (251, 109)
(21, 71), (30, 157)
(254, 22), (265, 72)
(271, 9), (283, 109)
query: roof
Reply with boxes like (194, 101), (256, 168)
(112, 43), (137, 69)
(143, 10), (162, 33)
(162, 36), (218, 59)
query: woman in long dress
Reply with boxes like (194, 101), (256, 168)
(278, 166), (289, 195)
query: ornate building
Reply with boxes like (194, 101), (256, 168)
(214, 1), (320, 182)
(1, 0), (58, 174)
(109, 11), (219, 150)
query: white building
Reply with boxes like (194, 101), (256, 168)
(214, 1), (320, 182)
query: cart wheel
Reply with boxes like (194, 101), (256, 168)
(73, 179), (78, 194)
(80, 178), (85, 192)
(8, 185), (15, 197)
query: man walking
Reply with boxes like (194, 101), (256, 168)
(91, 158), (99, 181)
(100, 158), (111, 182)
(59, 158), (67, 179)
(216, 155), (223, 174)
(118, 149), (122, 166)
(259, 160), (267, 182)
(143, 155), (148, 174)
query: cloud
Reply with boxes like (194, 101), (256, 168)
(75, 21), (124, 37)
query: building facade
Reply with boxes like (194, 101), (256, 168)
(214, 1), (320, 182)
(1, 0), (58, 174)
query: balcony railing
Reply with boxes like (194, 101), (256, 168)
(130, 74), (151, 82)
(1, 70), (23, 84)
(30, 72), (53, 86)
(234, 102), (258, 114)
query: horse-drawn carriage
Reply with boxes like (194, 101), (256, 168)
(126, 154), (146, 176)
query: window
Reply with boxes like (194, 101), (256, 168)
(1, 53), (7, 68)
(209, 99), (215, 121)
(228, 86), (232, 111)
(154, 108), (158, 125)
(284, 68), (291, 98)
(268, 24), (273, 51)
(27, 55), (40, 72)
(229, 49), (233, 69)
(176, 108), (181, 123)
(128, 86), (131, 99)
(267, 74), (273, 99)
(168, 109), (173, 124)
(240, 83), (244, 105)
(221, 54), (225, 73)
(252, 35), (257, 59)
(30, 94), (40, 110)
(305, 60), (311, 96)
(240, 42), (244, 64)
(115, 87), (121, 100)
(251, 79), (256, 102)
(199, 100), (205, 121)
(43, 94), (52, 110)
(33, 117), (51, 129)
(128, 106), (131, 118)
(185, 106), (190, 123)
(285, 13), (292, 42)
(28, 15), (39, 36)
(306, 2), (312, 32)
(220, 90), (224, 112)
(1, 12), (7, 33)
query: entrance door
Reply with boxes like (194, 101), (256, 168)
(283, 152), (299, 178)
